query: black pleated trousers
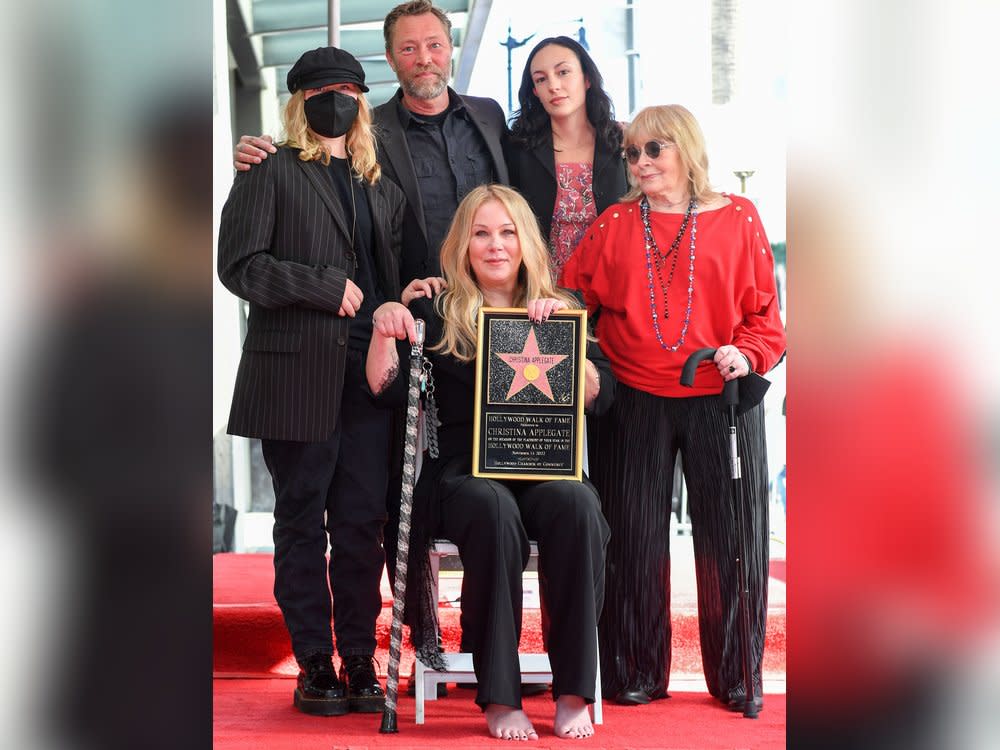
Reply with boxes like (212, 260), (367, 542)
(589, 382), (769, 701)
(437, 474), (610, 710)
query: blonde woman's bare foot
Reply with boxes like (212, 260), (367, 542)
(554, 695), (594, 739)
(484, 704), (539, 741)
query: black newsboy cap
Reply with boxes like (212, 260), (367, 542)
(287, 46), (370, 94)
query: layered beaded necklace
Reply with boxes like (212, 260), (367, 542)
(640, 195), (698, 351)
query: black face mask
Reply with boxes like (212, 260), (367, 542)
(304, 90), (359, 138)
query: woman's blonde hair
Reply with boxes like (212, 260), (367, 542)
(621, 104), (720, 205)
(433, 184), (579, 362)
(281, 90), (381, 184)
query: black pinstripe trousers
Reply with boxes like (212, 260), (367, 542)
(588, 382), (769, 701)
(261, 349), (391, 664)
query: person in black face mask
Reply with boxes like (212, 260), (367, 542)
(303, 86), (359, 139)
(218, 46), (409, 717)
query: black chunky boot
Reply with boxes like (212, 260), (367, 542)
(339, 655), (385, 713)
(293, 653), (348, 716)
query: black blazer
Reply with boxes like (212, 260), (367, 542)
(218, 146), (405, 442)
(504, 130), (629, 242)
(374, 89), (510, 284)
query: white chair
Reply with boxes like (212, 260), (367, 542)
(413, 539), (603, 725)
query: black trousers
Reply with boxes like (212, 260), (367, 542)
(589, 383), (769, 700)
(437, 474), (610, 710)
(261, 349), (390, 664)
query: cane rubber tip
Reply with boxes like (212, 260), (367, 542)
(379, 713), (399, 733)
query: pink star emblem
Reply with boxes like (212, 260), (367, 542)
(496, 327), (568, 401)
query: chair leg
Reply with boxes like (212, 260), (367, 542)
(429, 551), (441, 610)
(415, 658), (426, 724)
(592, 625), (603, 725)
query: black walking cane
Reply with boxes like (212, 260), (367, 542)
(380, 318), (426, 733)
(681, 347), (769, 719)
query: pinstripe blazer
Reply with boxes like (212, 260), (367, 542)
(218, 145), (405, 442)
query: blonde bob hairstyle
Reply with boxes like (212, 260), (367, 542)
(281, 89), (381, 184)
(621, 104), (721, 205)
(433, 184), (579, 362)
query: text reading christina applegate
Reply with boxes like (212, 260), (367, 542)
(483, 412), (574, 471)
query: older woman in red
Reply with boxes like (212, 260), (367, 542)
(561, 104), (785, 708)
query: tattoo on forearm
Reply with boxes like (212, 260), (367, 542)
(376, 362), (399, 395)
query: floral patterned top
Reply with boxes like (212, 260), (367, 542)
(549, 162), (597, 279)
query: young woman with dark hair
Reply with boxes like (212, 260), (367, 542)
(505, 36), (629, 279)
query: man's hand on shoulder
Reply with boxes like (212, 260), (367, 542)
(234, 134), (277, 172)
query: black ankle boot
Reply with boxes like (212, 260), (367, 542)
(615, 688), (652, 705)
(294, 653), (348, 716)
(339, 655), (385, 713)
(726, 682), (764, 713)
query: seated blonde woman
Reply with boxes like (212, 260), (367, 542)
(367, 184), (616, 740)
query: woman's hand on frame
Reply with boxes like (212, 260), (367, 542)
(526, 297), (569, 323)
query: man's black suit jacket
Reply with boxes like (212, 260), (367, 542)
(218, 146), (405, 442)
(374, 89), (509, 284)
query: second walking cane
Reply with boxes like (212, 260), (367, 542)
(380, 319), (426, 733)
(681, 346), (769, 719)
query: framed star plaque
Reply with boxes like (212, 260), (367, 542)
(472, 307), (587, 481)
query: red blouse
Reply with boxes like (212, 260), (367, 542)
(560, 194), (785, 398)
(549, 162), (597, 280)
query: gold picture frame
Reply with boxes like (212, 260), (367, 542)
(472, 307), (587, 481)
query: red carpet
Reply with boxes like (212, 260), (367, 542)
(214, 553), (786, 747)
(214, 679), (786, 749)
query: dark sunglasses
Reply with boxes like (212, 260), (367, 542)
(624, 140), (675, 164)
